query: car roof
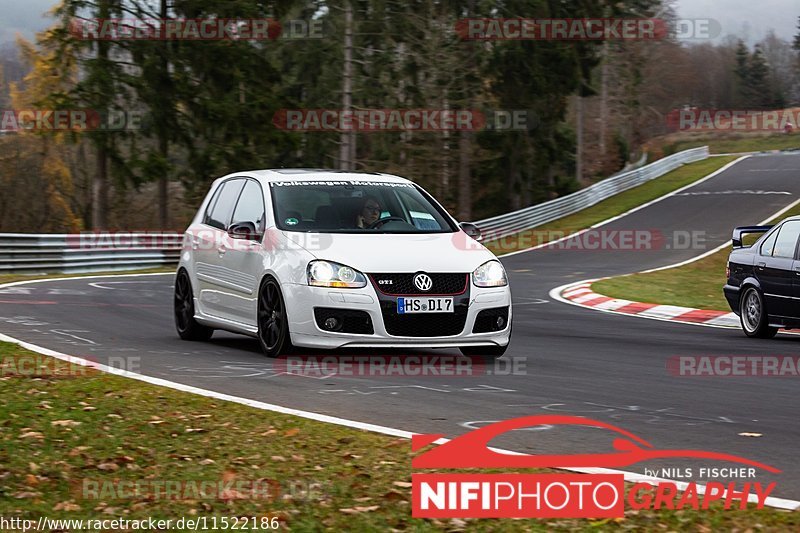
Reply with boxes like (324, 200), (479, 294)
(220, 169), (414, 185)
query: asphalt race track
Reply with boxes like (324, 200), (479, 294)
(3, 152), (800, 498)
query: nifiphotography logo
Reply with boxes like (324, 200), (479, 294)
(411, 415), (779, 518)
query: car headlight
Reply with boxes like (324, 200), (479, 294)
(307, 260), (367, 288)
(472, 260), (508, 287)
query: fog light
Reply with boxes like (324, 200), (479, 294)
(324, 317), (340, 331)
(496, 316), (505, 329)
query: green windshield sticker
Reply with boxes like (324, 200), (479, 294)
(285, 217), (299, 226)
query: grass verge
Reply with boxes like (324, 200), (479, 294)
(485, 156), (738, 256)
(662, 132), (800, 156)
(593, 204), (800, 311)
(1, 341), (799, 529)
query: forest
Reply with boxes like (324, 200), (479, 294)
(0, 1), (798, 232)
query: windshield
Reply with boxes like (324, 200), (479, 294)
(269, 180), (457, 233)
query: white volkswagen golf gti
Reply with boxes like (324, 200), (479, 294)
(174, 170), (512, 358)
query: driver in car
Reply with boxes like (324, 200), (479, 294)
(356, 196), (382, 228)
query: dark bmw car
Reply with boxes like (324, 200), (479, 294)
(724, 217), (800, 338)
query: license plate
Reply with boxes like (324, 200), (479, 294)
(397, 297), (454, 314)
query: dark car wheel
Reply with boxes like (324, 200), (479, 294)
(739, 287), (778, 339)
(257, 277), (294, 358)
(174, 270), (214, 341)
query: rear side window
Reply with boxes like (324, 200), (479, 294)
(760, 229), (779, 256)
(771, 221), (800, 259)
(204, 179), (244, 230)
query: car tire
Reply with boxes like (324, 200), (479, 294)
(174, 270), (214, 341)
(739, 287), (778, 339)
(459, 344), (508, 359)
(257, 277), (294, 358)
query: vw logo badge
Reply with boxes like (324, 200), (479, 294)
(413, 273), (433, 292)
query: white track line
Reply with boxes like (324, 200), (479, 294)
(0, 329), (796, 509)
(500, 155), (752, 259)
(4, 181), (800, 514)
(552, 196), (800, 332)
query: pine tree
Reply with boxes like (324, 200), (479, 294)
(746, 45), (772, 108)
(734, 40), (750, 106)
(793, 15), (800, 52)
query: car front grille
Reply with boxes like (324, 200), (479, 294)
(369, 273), (468, 295)
(379, 300), (469, 337)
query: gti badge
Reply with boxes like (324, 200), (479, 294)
(413, 273), (433, 292)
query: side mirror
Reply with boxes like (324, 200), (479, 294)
(228, 221), (262, 241)
(459, 222), (483, 242)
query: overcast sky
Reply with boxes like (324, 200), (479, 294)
(0, 0), (797, 46)
(674, 0), (797, 45)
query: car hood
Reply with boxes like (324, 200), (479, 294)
(282, 231), (496, 273)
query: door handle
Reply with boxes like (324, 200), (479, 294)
(757, 262), (766, 269)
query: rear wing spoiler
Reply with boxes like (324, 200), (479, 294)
(732, 225), (773, 248)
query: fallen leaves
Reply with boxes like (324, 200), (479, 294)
(339, 505), (379, 514)
(68, 446), (89, 457)
(51, 419), (81, 427)
(53, 501), (81, 511)
(13, 491), (40, 499)
(383, 490), (405, 501)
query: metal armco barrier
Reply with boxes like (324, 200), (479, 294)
(474, 146), (709, 240)
(0, 147), (708, 274)
(0, 233), (183, 274)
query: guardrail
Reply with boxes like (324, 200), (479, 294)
(473, 146), (709, 240)
(0, 233), (182, 274)
(0, 147), (708, 274)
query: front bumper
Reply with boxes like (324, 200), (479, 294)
(281, 281), (512, 349)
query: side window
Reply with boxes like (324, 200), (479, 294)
(202, 186), (223, 227)
(231, 180), (266, 233)
(205, 179), (244, 230)
(771, 221), (800, 259)
(760, 229), (779, 256)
